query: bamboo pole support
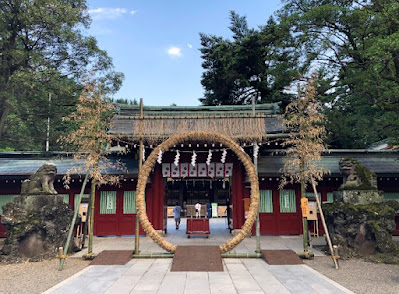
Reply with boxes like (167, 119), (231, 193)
(311, 178), (339, 269)
(87, 86), (102, 257)
(135, 98), (144, 255)
(59, 173), (89, 271)
(300, 158), (309, 255)
(222, 253), (262, 258)
(88, 177), (96, 255)
(252, 96), (261, 253)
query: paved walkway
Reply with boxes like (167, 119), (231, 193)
(73, 218), (327, 257)
(45, 218), (354, 294)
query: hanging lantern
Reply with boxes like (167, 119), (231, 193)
(142, 145), (146, 162)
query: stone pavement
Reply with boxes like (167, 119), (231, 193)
(46, 258), (353, 294)
(45, 218), (354, 294)
(73, 218), (327, 257)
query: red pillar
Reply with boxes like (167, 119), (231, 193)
(146, 165), (164, 230)
(232, 163), (245, 230)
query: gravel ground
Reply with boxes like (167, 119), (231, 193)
(304, 256), (399, 294)
(0, 258), (90, 294)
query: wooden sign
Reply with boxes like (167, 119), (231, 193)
(307, 201), (318, 220)
(301, 197), (309, 218)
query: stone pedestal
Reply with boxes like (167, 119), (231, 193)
(0, 194), (78, 263)
(324, 200), (399, 262)
(333, 190), (383, 205)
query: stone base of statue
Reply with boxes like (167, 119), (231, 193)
(0, 194), (79, 263)
(333, 190), (384, 205)
(324, 199), (399, 263)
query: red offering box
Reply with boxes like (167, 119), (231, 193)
(186, 218), (210, 238)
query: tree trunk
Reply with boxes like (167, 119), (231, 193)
(0, 102), (11, 139)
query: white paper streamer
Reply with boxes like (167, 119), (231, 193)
(221, 149), (227, 163)
(157, 149), (163, 164)
(206, 149), (212, 165)
(174, 150), (180, 166)
(191, 150), (197, 166)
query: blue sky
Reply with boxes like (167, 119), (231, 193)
(86, 0), (282, 106)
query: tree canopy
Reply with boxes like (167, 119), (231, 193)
(200, 2), (399, 148)
(0, 0), (124, 151)
(279, 0), (399, 148)
(199, 11), (306, 110)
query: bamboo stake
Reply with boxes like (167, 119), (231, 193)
(135, 98), (144, 255)
(311, 178), (339, 269)
(87, 85), (102, 256)
(59, 173), (89, 271)
(252, 96), (261, 253)
(88, 176), (96, 255)
(300, 159), (309, 255)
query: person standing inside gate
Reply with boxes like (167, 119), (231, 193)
(195, 201), (201, 218)
(173, 202), (182, 229)
(206, 201), (212, 218)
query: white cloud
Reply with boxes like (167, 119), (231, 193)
(167, 47), (182, 58)
(187, 43), (193, 49)
(88, 7), (136, 20)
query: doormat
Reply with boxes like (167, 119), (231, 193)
(90, 250), (133, 265)
(171, 246), (223, 272)
(261, 250), (303, 265)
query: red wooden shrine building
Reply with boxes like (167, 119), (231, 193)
(1, 104), (399, 237)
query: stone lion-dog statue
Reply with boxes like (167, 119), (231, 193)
(21, 163), (58, 195)
(339, 158), (377, 190)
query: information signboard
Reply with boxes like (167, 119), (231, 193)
(301, 197), (309, 217)
(211, 203), (218, 218)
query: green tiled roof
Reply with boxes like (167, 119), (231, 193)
(0, 155), (138, 177)
(1, 150), (398, 178)
(258, 150), (399, 176)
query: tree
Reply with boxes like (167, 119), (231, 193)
(280, 75), (337, 267)
(58, 77), (125, 260)
(1, 72), (80, 150)
(111, 98), (138, 105)
(0, 0), (124, 150)
(199, 11), (306, 109)
(279, 0), (399, 148)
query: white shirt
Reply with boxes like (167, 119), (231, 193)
(195, 203), (201, 211)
